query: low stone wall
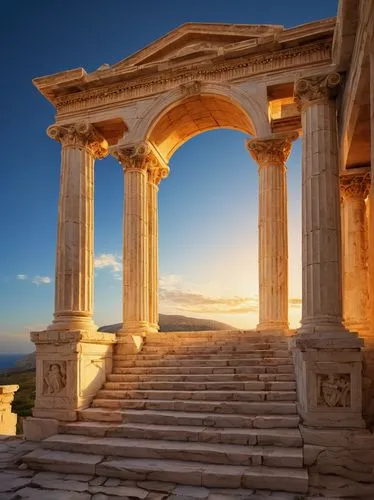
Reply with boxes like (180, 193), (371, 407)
(0, 385), (19, 436)
(301, 425), (374, 498)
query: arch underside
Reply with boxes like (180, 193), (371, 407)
(148, 94), (255, 161)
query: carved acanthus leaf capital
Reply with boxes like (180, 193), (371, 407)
(340, 172), (371, 200)
(247, 132), (298, 169)
(294, 72), (341, 109)
(113, 141), (167, 177)
(47, 121), (109, 159)
(148, 164), (170, 186)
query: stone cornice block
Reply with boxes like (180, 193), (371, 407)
(30, 330), (116, 345)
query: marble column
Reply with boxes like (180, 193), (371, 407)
(291, 73), (364, 429)
(113, 142), (167, 337)
(294, 73), (346, 335)
(341, 173), (370, 334)
(247, 132), (297, 333)
(148, 162), (170, 332)
(369, 50), (374, 331)
(47, 121), (108, 331)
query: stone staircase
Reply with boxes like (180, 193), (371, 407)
(23, 330), (308, 494)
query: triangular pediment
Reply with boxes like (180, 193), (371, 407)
(110, 23), (284, 70)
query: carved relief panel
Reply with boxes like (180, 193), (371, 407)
(317, 373), (351, 408)
(42, 361), (67, 396)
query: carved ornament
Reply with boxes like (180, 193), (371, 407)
(180, 80), (201, 96)
(247, 132), (298, 169)
(317, 373), (351, 408)
(340, 172), (370, 200)
(294, 72), (341, 109)
(113, 141), (168, 176)
(43, 361), (67, 396)
(47, 121), (109, 159)
(55, 42), (331, 115)
(148, 164), (170, 186)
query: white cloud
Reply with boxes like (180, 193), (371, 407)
(158, 273), (302, 315)
(32, 276), (51, 285)
(94, 253), (122, 274)
(16, 274), (27, 280)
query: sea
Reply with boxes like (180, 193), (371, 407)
(0, 354), (24, 371)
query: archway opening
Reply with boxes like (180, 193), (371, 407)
(148, 93), (255, 161)
(148, 93), (259, 329)
(158, 128), (259, 330)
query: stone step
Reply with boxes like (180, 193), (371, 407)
(142, 344), (289, 354)
(41, 434), (304, 468)
(114, 357), (292, 368)
(95, 389), (297, 402)
(79, 408), (300, 428)
(91, 398), (297, 414)
(63, 421), (302, 447)
(107, 372), (296, 383)
(114, 351), (291, 360)
(103, 380), (296, 391)
(113, 365), (294, 375)
(22, 449), (308, 492)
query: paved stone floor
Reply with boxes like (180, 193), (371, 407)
(0, 437), (362, 500)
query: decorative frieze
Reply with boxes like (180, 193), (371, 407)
(55, 42), (332, 115)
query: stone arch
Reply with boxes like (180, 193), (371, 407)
(127, 82), (270, 161)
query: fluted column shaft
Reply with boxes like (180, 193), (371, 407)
(247, 133), (297, 332)
(148, 181), (159, 331)
(148, 163), (169, 331)
(47, 122), (108, 331)
(113, 142), (168, 335)
(341, 174), (370, 333)
(295, 73), (345, 334)
(369, 50), (374, 330)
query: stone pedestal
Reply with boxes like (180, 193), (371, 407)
(292, 73), (364, 428)
(291, 332), (364, 428)
(247, 132), (297, 332)
(29, 330), (115, 424)
(341, 172), (370, 334)
(46, 121), (108, 332)
(0, 385), (18, 436)
(113, 142), (168, 343)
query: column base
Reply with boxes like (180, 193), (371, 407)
(30, 329), (116, 423)
(290, 330), (365, 428)
(256, 321), (289, 334)
(47, 313), (98, 332)
(119, 320), (157, 336)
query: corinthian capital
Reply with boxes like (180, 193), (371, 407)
(247, 132), (298, 169)
(294, 73), (341, 109)
(113, 141), (168, 176)
(340, 172), (371, 200)
(148, 164), (170, 186)
(47, 121), (108, 159)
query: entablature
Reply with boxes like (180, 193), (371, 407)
(33, 19), (335, 118)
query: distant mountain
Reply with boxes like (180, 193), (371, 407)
(10, 314), (237, 371)
(99, 314), (237, 333)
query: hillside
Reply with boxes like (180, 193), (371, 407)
(99, 313), (237, 333)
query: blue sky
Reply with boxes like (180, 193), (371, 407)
(0, 0), (338, 353)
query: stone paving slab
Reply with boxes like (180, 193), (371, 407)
(0, 437), (364, 499)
